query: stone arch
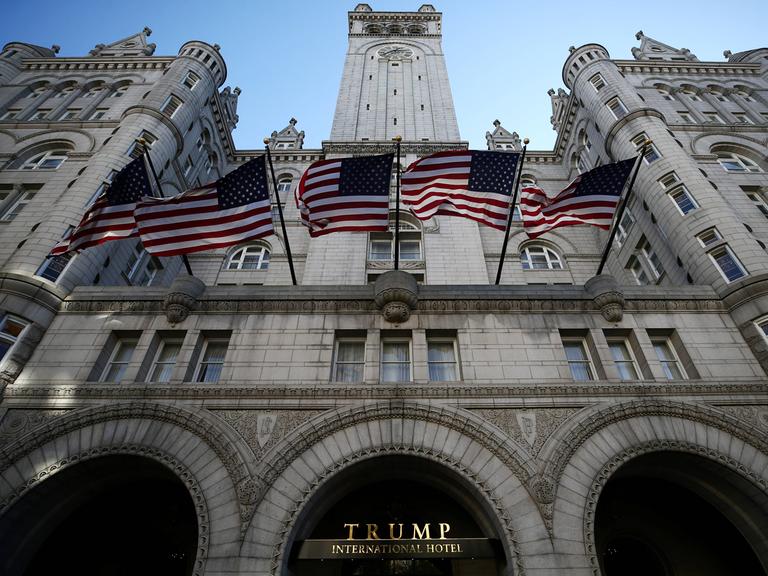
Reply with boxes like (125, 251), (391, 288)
(690, 131), (767, 156)
(542, 400), (768, 573)
(508, 228), (579, 255)
(243, 402), (546, 576)
(13, 128), (96, 152)
(0, 444), (211, 576)
(0, 401), (257, 538)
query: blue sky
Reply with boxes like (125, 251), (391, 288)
(3, 1), (766, 151)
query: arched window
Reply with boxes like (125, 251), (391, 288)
(655, 86), (673, 101)
(226, 244), (270, 270)
(369, 212), (422, 261)
(27, 85), (48, 99)
(21, 149), (68, 170)
(276, 175), (293, 194)
(54, 85), (76, 99)
(83, 85), (105, 98)
(520, 244), (564, 270)
(716, 151), (762, 173)
(734, 89), (754, 102)
(109, 85), (129, 98)
(681, 87), (701, 102)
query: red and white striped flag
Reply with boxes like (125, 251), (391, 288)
(134, 157), (273, 257)
(295, 154), (393, 237)
(402, 150), (520, 230)
(61, 157), (151, 253)
(521, 158), (636, 239)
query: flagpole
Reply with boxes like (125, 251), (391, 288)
(393, 135), (402, 271)
(264, 139), (297, 286)
(495, 138), (529, 285)
(595, 142), (648, 276)
(138, 138), (195, 276)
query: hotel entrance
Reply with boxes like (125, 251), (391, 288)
(286, 455), (509, 576)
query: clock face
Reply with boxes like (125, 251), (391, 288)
(377, 46), (414, 60)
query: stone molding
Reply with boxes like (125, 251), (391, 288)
(0, 443), (210, 576)
(6, 381), (765, 400)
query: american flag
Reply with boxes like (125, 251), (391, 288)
(401, 150), (520, 230)
(521, 158), (636, 239)
(295, 154), (393, 237)
(134, 156), (273, 256)
(62, 157), (151, 253)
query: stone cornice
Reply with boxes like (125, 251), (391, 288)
(349, 12), (441, 22)
(321, 140), (468, 155)
(4, 381), (765, 400)
(57, 283), (724, 314)
(232, 150), (323, 163)
(614, 59), (761, 76)
(23, 56), (174, 72)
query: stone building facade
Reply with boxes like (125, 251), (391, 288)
(0, 4), (767, 576)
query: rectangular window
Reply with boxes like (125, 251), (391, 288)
(651, 337), (686, 380)
(631, 133), (660, 164)
(89, 108), (108, 120)
(59, 108), (80, 120)
(733, 113), (753, 124)
(36, 251), (73, 282)
(1, 190), (36, 221)
(29, 109), (50, 120)
(709, 245), (747, 282)
(1, 109), (20, 120)
(743, 187), (768, 218)
(627, 255), (649, 285)
(754, 317), (768, 343)
(427, 335), (459, 381)
(704, 112), (723, 123)
(697, 227), (722, 248)
(332, 336), (366, 382)
(512, 205), (522, 222)
(607, 339), (639, 380)
(194, 337), (229, 382)
(639, 237), (664, 279)
(183, 71), (200, 89)
(589, 73), (606, 91)
(126, 130), (158, 159)
(0, 314), (27, 362)
(562, 337), (595, 381)
(607, 97), (628, 120)
(184, 156), (193, 177)
(668, 185), (698, 215)
(381, 337), (411, 382)
(615, 207), (635, 247)
(678, 111), (693, 123)
(123, 241), (160, 286)
(657, 172), (680, 190)
(101, 336), (139, 382)
(148, 337), (184, 382)
(160, 94), (183, 118)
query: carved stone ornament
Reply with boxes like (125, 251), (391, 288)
(374, 271), (418, 323)
(585, 274), (625, 322)
(163, 275), (206, 323)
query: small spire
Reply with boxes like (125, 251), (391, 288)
(143, 26), (152, 37)
(635, 30), (644, 40)
(493, 119), (501, 127)
(51, 44), (60, 54)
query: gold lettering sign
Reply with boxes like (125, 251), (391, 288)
(343, 522), (451, 541)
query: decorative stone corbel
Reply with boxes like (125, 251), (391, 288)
(374, 270), (418, 324)
(163, 275), (206, 324)
(585, 274), (625, 322)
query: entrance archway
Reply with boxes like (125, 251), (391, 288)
(285, 455), (509, 576)
(595, 451), (768, 576)
(0, 454), (199, 576)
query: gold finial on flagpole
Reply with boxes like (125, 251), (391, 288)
(393, 135), (402, 142)
(263, 137), (270, 145)
(523, 138), (530, 145)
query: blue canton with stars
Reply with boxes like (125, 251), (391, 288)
(468, 151), (520, 195)
(573, 158), (635, 197)
(339, 153), (394, 197)
(218, 156), (270, 208)
(106, 157), (152, 205)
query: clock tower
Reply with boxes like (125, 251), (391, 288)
(329, 3), (461, 143)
